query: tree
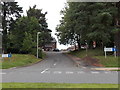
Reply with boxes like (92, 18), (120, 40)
(27, 5), (52, 48)
(56, 3), (93, 50)
(8, 16), (40, 53)
(114, 2), (120, 56)
(7, 4), (52, 55)
(56, 2), (118, 50)
(1, 2), (23, 53)
(21, 32), (35, 53)
(27, 5), (48, 31)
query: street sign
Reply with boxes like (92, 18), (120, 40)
(104, 46), (117, 58)
(104, 48), (113, 52)
(2, 54), (8, 57)
(2, 54), (12, 58)
(104, 48), (117, 52)
(8, 54), (12, 57)
(112, 48), (117, 52)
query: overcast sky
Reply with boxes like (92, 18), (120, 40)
(15, 0), (71, 49)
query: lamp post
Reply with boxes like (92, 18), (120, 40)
(37, 32), (41, 58)
(37, 29), (52, 58)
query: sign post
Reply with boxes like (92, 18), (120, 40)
(2, 53), (12, 61)
(104, 46), (117, 58)
(104, 46), (107, 58)
(114, 46), (117, 58)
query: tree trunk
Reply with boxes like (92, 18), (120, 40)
(74, 44), (77, 50)
(77, 41), (81, 51)
(2, 2), (7, 53)
(76, 36), (81, 51)
(115, 2), (120, 56)
(114, 31), (120, 56)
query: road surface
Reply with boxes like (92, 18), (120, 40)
(1, 51), (118, 84)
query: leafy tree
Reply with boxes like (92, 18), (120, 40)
(27, 5), (48, 31)
(89, 3), (118, 47)
(27, 5), (52, 48)
(56, 2), (118, 50)
(8, 16), (40, 53)
(7, 4), (52, 55)
(21, 32), (35, 53)
(56, 3), (91, 50)
(114, 2), (120, 56)
(1, 2), (23, 53)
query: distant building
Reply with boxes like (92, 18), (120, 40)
(44, 38), (57, 51)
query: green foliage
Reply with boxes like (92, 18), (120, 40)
(1, 2), (23, 52)
(27, 5), (48, 31)
(26, 5), (52, 48)
(56, 2), (119, 49)
(31, 48), (43, 58)
(8, 16), (40, 53)
(21, 32), (35, 52)
(5, 4), (52, 58)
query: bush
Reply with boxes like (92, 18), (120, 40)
(7, 48), (20, 54)
(31, 48), (43, 58)
(7, 47), (43, 59)
(38, 49), (42, 58)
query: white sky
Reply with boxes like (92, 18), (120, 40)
(15, 0), (71, 49)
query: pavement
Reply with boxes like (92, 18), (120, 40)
(1, 51), (119, 84)
(91, 67), (120, 71)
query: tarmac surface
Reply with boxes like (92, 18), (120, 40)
(1, 51), (119, 84)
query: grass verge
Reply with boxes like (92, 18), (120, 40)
(94, 56), (119, 67)
(0, 54), (42, 69)
(1, 83), (119, 88)
(69, 49), (119, 67)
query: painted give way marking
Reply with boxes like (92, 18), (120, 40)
(0, 72), (6, 74)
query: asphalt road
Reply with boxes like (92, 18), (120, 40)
(1, 51), (119, 84)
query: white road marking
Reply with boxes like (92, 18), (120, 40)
(91, 71), (100, 74)
(82, 67), (86, 68)
(41, 68), (49, 74)
(66, 71), (74, 74)
(0, 72), (6, 74)
(77, 71), (85, 74)
(104, 71), (111, 74)
(53, 71), (62, 74)
(44, 71), (50, 74)
(54, 63), (56, 66)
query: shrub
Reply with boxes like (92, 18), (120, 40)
(31, 48), (43, 58)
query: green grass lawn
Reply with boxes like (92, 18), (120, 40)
(0, 54), (42, 69)
(69, 49), (119, 67)
(94, 56), (119, 67)
(69, 49), (104, 58)
(1, 83), (119, 88)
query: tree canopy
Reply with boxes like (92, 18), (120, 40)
(1, 3), (52, 55)
(1, 2), (23, 53)
(56, 2), (120, 52)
